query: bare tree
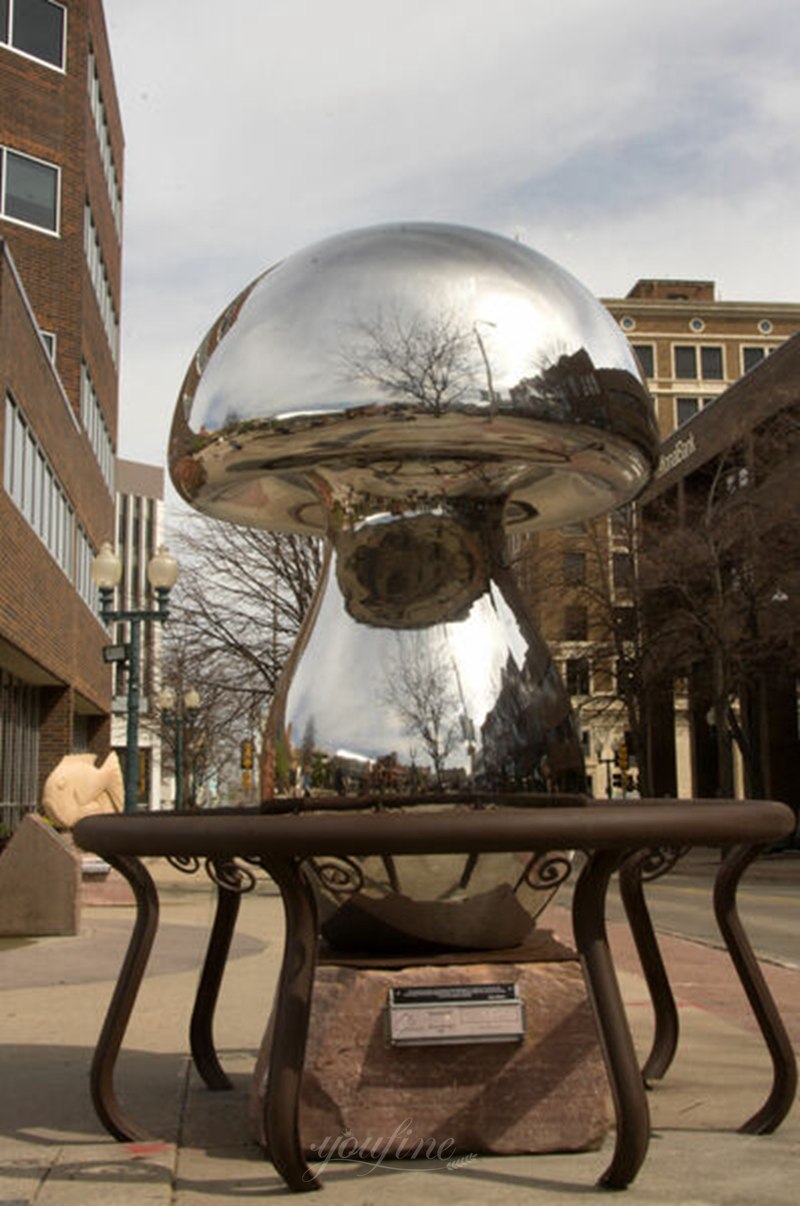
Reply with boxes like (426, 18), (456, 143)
(343, 308), (481, 414)
(382, 632), (461, 787)
(638, 415), (800, 797)
(158, 510), (323, 800)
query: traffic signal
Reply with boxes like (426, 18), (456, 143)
(618, 743), (628, 772)
(240, 738), (254, 770)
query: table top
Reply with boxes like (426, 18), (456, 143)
(73, 798), (795, 860)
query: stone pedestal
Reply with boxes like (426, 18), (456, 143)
(252, 957), (610, 1158)
(0, 814), (81, 936)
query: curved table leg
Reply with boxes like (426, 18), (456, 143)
(189, 861), (242, 1091)
(90, 854), (159, 1142)
(258, 854), (320, 1193)
(573, 850), (650, 1190)
(714, 843), (798, 1134)
(619, 852), (680, 1083)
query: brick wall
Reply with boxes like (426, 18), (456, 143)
(0, 0), (122, 436)
(1, 245), (112, 709)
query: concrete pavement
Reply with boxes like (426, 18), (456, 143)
(1, 858), (798, 1205)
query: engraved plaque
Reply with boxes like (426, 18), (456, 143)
(387, 983), (524, 1046)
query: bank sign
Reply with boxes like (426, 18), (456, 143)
(656, 431), (697, 478)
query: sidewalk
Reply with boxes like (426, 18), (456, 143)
(1, 860), (797, 1205)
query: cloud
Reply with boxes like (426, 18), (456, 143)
(102, 0), (800, 468)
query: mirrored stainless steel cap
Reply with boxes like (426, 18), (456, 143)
(170, 222), (659, 534)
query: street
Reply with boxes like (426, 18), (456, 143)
(605, 849), (800, 969)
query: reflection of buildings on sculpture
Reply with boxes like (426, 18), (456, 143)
(511, 280), (800, 802)
(476, 654), (584, 793)
(0, 1), (122, 831)
(111, 459), (169, 810)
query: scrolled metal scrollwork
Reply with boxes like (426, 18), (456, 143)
(515, 850), (573, 893)
(303, 855), (365, 897)
(205, 857), (258, 894)
(638, 846), (689, 883)
(166, 854), (201, 875)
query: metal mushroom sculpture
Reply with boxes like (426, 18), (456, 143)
(170, 222), (658, 955)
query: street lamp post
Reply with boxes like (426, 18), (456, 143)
(159, 686), (201, 810)
(596, 744), (615, 799)
(92, 542), (179, 813)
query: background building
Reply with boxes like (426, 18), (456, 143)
(639, 333), (800, 819)
(603, 279), (800, 439)
(0, 0), (122, 830)
(111, 458), (168, 810)
(512, 281), (800, 797)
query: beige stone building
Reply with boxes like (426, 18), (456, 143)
(603, 279), (800, 441)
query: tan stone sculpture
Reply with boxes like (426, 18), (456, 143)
(42, 752), (124, 829)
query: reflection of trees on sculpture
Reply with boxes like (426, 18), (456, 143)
(383, 633), (461, 787)
(345, 309), (478, 415)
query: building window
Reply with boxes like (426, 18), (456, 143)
(610, 504), (632, 540)
(612, 551), (633, 592)
(632, 344), (654, 378)
(3, 393), (89, 588)
(565, 657), (591, 696)
(75, 523), (98, 610)
(0, 145), (59, 233)
(563, 550), (586, 586)
(564, 604), (588, 641)
(674, 346), (697, 379)
(676, 396), (699, 426)
(1, 669), (40, 828)
(741, 346), (776, 374)
(613, 606), (636, 640)
(84, 202), (119, 363)
(0, 0), (66, 70)
(87, 45), (122, 236)
(700, 346), (723, 379)
(80, 362), (115, 493)
(673, 344), (724, 380)
(39, 329), (56, 359)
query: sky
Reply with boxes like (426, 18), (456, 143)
(102, 0), (800, 477)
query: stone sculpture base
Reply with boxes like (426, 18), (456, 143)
(0, 814), (81, 936)
(252, 957), (610, 1159)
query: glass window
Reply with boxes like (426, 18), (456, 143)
(674, 346), (697, 379)
(743, 346), (766, 373)
(610, 504), (632, 539)
(564, 605), (588, 641)
(700, 346), (724, 379)
(565, 657), (590, 696)
(563, 550), (586, 586)
(612, 551), (633, 592)
(676, 397), (699, 426)
(2, 148), (58, 231)
(613, 607), (636, 640)
(632, 344), (654, 378)
(9, 0), (65, 69)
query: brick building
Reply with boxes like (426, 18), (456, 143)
(0, 1), (121, 828)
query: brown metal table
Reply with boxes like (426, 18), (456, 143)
(73, 797), (797, 1193)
